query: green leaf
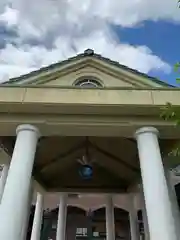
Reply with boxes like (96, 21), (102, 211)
(160, 102), (178, 121)
(174, 62), (180, 72)
(168, 143), (180, 156)
(175, 119), (180, 125)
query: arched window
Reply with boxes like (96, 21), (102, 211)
(74, 77), (103, 88)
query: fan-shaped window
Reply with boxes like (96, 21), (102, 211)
(74, 77), (103, 88)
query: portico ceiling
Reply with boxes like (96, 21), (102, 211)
(0, 135), (176, 193)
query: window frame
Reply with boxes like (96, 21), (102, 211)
(73, 77), (104, 88)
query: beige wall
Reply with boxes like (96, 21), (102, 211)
(43, 66), (135, 87)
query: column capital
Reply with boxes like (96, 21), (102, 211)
(134, 127), (159, 138)
(16, 124), (40, 137)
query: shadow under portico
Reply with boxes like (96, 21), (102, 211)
(0, 135), (177, 193)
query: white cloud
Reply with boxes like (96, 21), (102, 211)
(0, 6), (18, 26)
(0, 0), (178, 82)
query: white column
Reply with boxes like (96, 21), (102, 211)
(0, 124), (40, 240)
(105, 194), (115, 240)
(30, 193), (44, 240)
(135, 127), (178, 240)
(128, 194), (139, 240)
(166, 170), (180, 236)
(0, 164), (9, 202)
(56, 193), (68, 240)
(21, 182), (34, 240)
(139, 186), (149, 240)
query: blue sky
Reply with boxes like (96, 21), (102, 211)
(115, 20), (180, 86)
(0, 1), (180, 84)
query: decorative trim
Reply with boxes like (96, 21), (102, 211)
(73, 76), (104, 88)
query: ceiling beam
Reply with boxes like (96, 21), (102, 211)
(93, 159), (130, 186)
(89, 141), (140, 173)
(47, 186), (127, 193)
(39, 140), (85, 171)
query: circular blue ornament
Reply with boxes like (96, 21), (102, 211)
(79, 165), (93, 179)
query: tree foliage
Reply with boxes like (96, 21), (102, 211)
(161, 63), (180, 156)
(161, 63), (180, 122)
(160, 1), (180, 163)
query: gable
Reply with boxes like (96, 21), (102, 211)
(3, 49), (173, 88)
(40, 64), (141, 88)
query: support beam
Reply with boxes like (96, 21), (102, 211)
(135, 127), (178, 240)
(90, 141), (139, 173)
(0, 112), (178, 138)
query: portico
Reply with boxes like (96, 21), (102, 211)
(0, 50), (179, 240)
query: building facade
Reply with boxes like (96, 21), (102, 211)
(0, 49), (179, 240)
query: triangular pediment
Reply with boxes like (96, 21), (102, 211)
(4, 49), (172, 88)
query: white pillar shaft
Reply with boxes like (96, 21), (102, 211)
(56, 193), (67, 240)
(128, 195), (139, 240)
(129, 213), (138, 240)
(0, 164), (9, 202)
(135, 127), (178, 240)
(106, 195), (115, 240)
(0, 124), (39, 240)
(30, 193), (44, 240)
